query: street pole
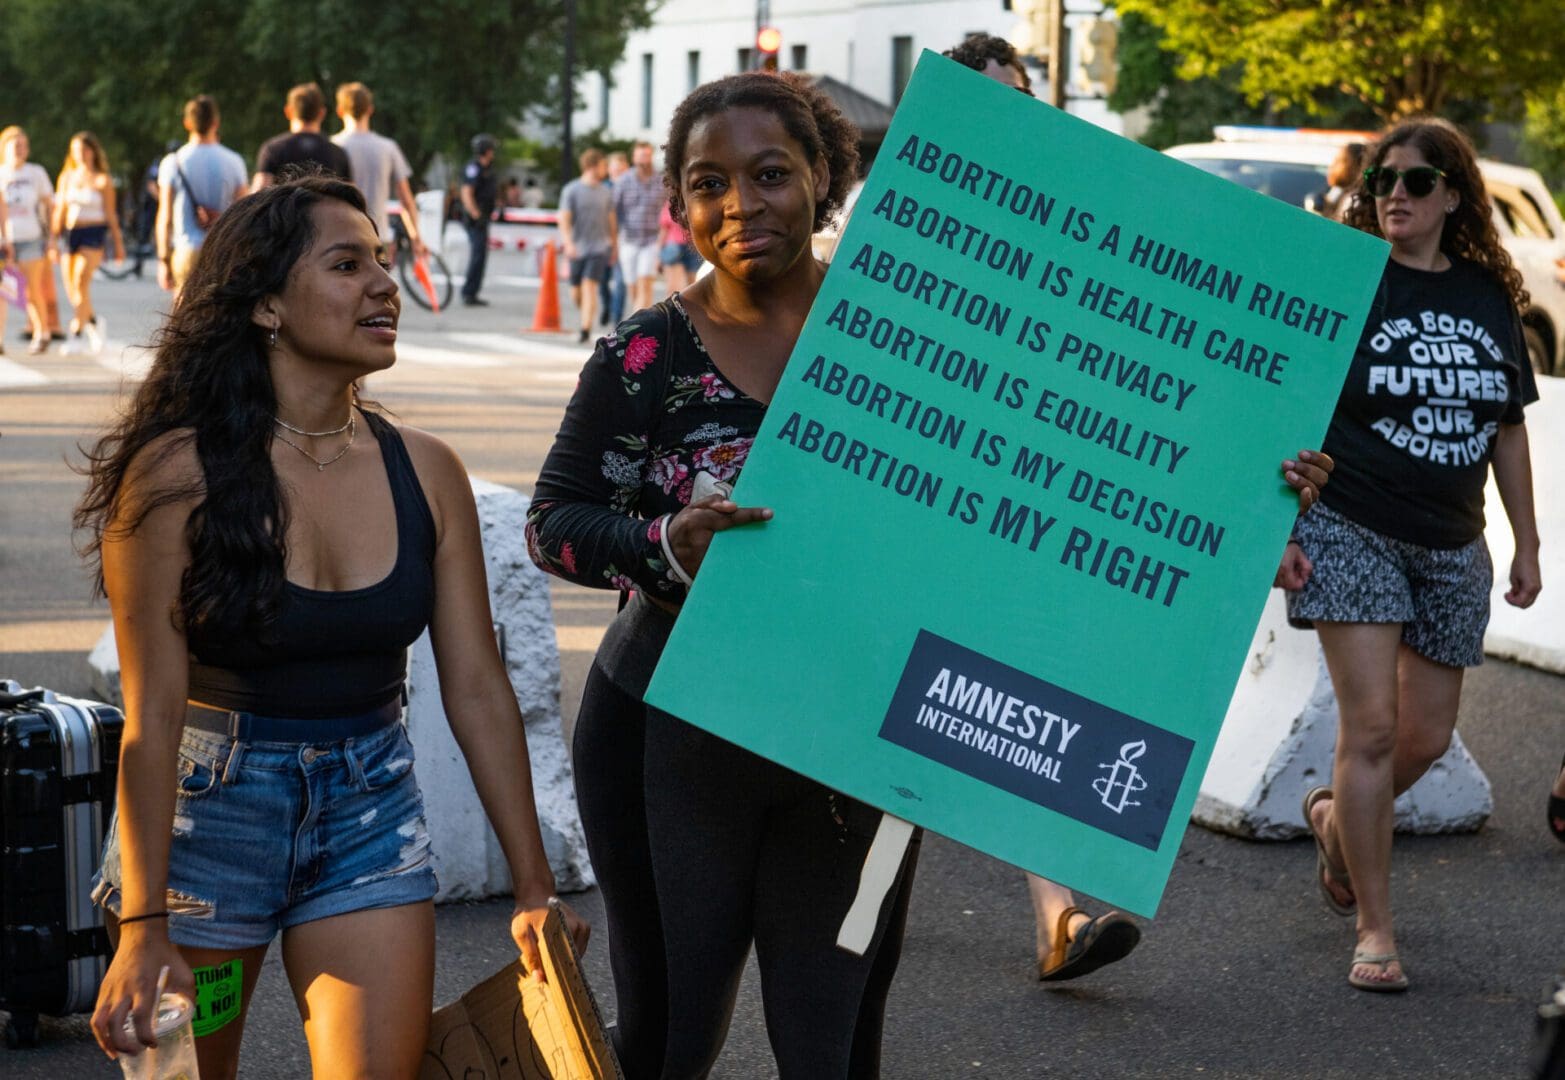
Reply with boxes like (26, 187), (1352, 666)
(562, 0), (576, 188)
(755, 0), (771, 69)
(1046, 0), (1066, 109)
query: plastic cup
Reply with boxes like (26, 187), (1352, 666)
(117, 993), (200, 1080)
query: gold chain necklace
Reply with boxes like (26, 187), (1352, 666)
(273, 411), (353, 437)
(272, 416), (356, 471)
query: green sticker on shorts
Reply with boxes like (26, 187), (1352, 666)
(191, 959), (242, 1037)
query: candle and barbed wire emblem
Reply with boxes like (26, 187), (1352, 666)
(1094, 740), (1149, 814)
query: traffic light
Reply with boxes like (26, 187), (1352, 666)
(757, 26), (782, 71)
(1076, 17), (1118, 96)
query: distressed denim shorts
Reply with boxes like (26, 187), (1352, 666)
(92, 720), (438, 949)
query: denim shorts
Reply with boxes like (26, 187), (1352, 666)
(92, 720), (438, 950)
(568, 252), (610, 286)
(1285, 501), (1493, 668)
(9, 238), (46, 263)
(660, 241), (702, 273)
(66, 224), (108, 253)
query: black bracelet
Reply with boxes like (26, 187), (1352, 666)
(117, 910), (170, 926)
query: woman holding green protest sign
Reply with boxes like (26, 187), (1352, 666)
(1291, 117), (1541, 993)
(529, 72), (908, 1079)
(529, 68), (1335, 1076)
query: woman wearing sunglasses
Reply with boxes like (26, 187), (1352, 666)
(1290, 118), (1541, 993)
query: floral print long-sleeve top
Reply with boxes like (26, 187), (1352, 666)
(526, 297), (765, 604)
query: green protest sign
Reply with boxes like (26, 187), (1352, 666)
(645, 53), (1388, 915)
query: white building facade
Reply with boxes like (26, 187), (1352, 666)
(576, 0), (1120, 152)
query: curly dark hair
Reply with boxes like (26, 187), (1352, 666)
(1345, 117), (1529, 314)
(75, 175), (377, 638)
(942, 33), (1032, 95)
(662, 70), (860, 234)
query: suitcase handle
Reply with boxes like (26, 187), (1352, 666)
(0, 689), (47, 707)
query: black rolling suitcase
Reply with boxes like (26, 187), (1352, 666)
(0, 679), (123, 1048)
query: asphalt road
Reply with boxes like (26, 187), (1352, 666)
(2, 260), (1562, 1078)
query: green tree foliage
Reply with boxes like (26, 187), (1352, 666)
(0, 0), (652, 187)
(1107, 12), (1376, 149)
(1114, 0), (1565, 122)
(1523, 83), (1565, 207)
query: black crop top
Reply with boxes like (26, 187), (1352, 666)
(185, 410), (437, 718)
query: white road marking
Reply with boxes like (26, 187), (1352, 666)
(0, 355), (49, 387)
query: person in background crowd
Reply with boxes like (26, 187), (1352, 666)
(612, 141), (663, 315)
(1293, 117), (1540, 993)
(558, 147), (615, 344)
(458, 133), (498, 306)
(501, 177), (522, 210)
(521, 177), (545, 209)
(332, 82), (426, 261)
(0, 125), (59, 355)
(656, 197), (701, 296)
(52, 131), (125, 354)
(156, 95), (247, 299)
(944, 30), (1033, 95)
(1307, 142), (1368, 223)
(599, 149), (630, 327)
(251, 82), (352, 191)
(0, 187), (13, 354)
(78, 175), (587, 1079)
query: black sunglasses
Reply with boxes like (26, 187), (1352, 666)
(1363, 165), (1446, 198)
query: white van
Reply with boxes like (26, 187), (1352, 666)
(1166, 127), (1565, 376)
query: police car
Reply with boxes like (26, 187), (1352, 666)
(1166, 126), (1565, 376)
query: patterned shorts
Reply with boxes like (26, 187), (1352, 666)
(1285, 501), (1492, 668)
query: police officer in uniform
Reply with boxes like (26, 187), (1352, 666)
(460, 133), (498, 306)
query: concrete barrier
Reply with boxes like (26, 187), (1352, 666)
(88, 477), (592, 901)
(1194, 592), (1492, 839)
(1482, 376), (1563, 672)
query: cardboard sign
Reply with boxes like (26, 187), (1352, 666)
(645, 52), (1388, 915)
(420, 901), (621, 1080)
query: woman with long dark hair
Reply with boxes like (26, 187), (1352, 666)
(1294, 118), (1540, 992)
(77, 175), (585, 1078)
(52, 130), (124, 353)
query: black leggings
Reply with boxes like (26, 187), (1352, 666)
(573, 662), (917, 1080)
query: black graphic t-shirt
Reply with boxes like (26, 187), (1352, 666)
(1320, 256), (1538, 548)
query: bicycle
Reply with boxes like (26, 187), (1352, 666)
(389, 212), (452, 312)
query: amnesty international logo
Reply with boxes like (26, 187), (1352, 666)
(879, 630), (1193, 850)
(1093, 740), (1149, 815)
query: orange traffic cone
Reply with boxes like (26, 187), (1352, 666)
(531, 240), (562, 331)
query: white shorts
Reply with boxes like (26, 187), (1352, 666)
(619, 241), (659, 282)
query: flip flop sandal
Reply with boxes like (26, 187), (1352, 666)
(1303, 786), (1356, 917)
(1349, 950), (1409, 993)
(1549, 753), (1565, 844)
(1039, 906), (1141, 982)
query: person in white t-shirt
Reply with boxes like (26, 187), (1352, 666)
(332, 82), (426, 259)
(1, 126), (58, 354)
